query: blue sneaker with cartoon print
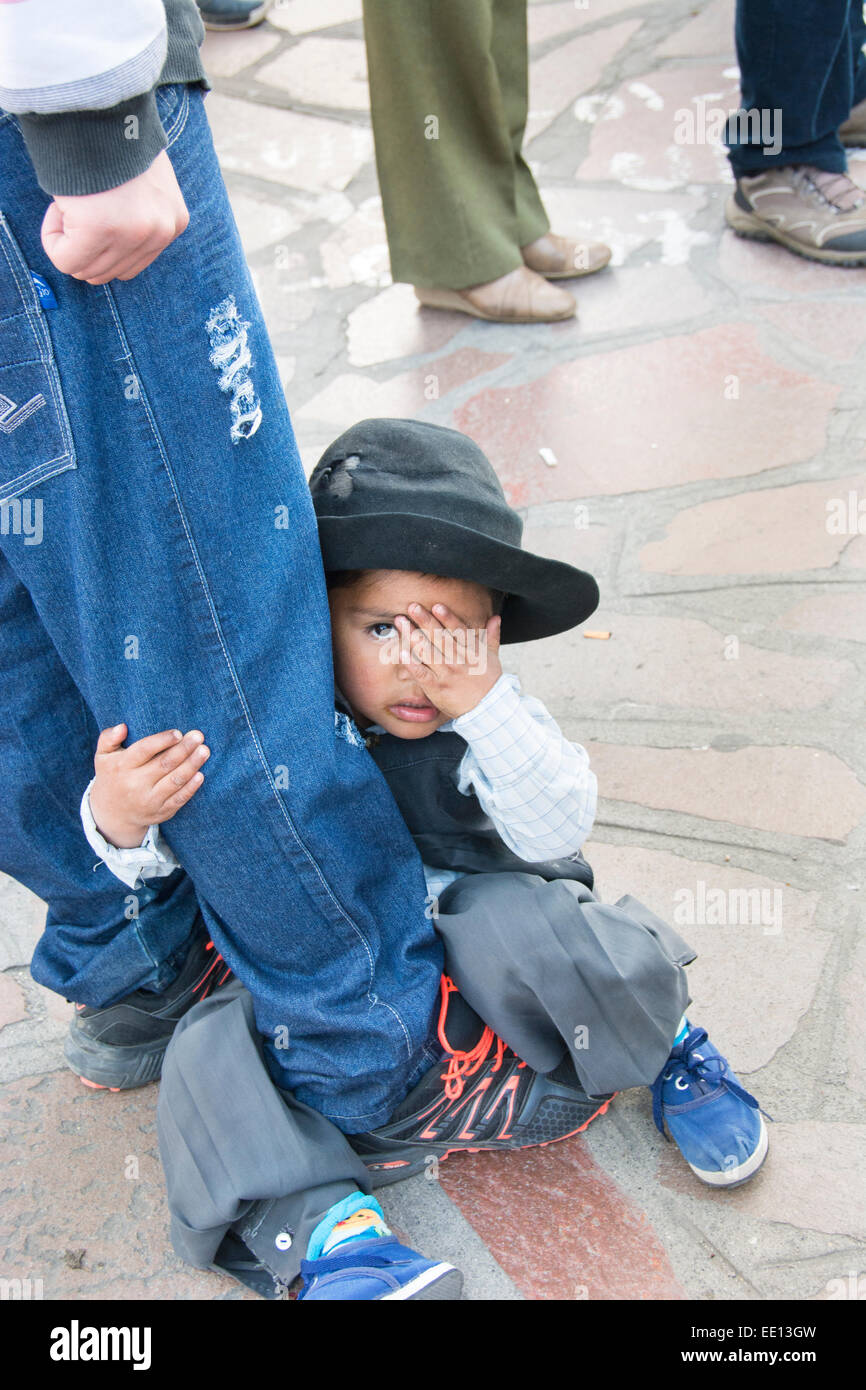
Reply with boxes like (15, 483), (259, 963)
(297, 1194), (463, 1301)
(650, 1023), (769, 1187)
(298, 1237), (463, 1301)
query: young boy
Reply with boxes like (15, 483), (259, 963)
(79, 419), (768, 1301)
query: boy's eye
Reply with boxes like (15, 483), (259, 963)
(367, 622), (397, 640)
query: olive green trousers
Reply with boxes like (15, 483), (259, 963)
(362, 0), (550, 289)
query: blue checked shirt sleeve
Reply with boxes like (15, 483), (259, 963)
(80, 779), (181, 891)
(447, 672), (597, 861)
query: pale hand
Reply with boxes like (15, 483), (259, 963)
(41, 151), (189, 285)
(89, 724), (209, 849)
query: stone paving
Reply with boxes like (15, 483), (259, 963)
(2, 0), (865, 1303)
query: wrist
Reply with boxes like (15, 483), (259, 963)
(89, 788), (149, 850)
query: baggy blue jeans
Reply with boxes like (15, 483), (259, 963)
(0, 83), (443, 1131)
(726, 0), (866, 176)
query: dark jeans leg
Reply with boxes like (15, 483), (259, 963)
(726, 0), (862, 176)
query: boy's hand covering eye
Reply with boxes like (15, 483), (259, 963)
(394, 602), (503, 720)
(89, 723), (209, 849)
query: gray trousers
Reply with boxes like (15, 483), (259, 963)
(157, 872), (694, 1295)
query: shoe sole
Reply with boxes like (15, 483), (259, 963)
(724, 193), (866, 266)
(687, 1113), (770, 1188)
(380, 1264), (463, 1300)
(201, 5), (268, 28)
(535, 251), (613, 279)
(360, 1092), (616, 1186)
(64, 1032), (167, 1091)
(414, 286), (576, 323)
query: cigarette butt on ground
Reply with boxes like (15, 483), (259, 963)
(583, 630), (611, 640)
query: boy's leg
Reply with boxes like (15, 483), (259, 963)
(434, 872), (694, 1097)
(0, 84), (442, 1130)
(158, 982), (462, 1299)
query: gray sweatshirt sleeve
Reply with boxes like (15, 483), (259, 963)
(0, 0), (205, 195)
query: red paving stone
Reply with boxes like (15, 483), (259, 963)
(438, 1136), (686, 1301)
(453, 324), (838, 503)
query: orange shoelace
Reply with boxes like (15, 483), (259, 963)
(437, 975), (522, 1100)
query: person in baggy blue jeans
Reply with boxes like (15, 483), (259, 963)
(0, 70), (446, 1130)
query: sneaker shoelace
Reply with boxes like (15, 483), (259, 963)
(795, 165), (866, 213)
(650, 1027), (761, 1136)
(436, 975), (525, 1101)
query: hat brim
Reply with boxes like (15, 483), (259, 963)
(316, 513), (599, 644)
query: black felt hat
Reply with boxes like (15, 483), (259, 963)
(309, 418), (599, 645)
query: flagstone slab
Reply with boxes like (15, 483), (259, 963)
(257, 37), (369, 111)
(640, 476), (866, 577)
(0, 1072), (255, 1298)
(657, 1122), (866, 1240)
(584, 843), (824, 1073)
(539, 185), (708, 267)
(206, 94), (373, 192)
(719, 231), (866, 295)
(756, 301), (866, 364)
(454, 325), (838, 504)
(517, 613), (850, 713)
(346, 284), (463, 367)
(840, 934), (866, 1103)
(297, 349), (512, 430)
(0, 973), (27, 1029)
(577, 64), (740, 188)
(319, 195), (390, 288)
(439, 1140), (686, 1300)
(526, 21), (642, 144)
(529, 0), (648, 47)
(585, 742), (866, 840)
(777, 592), (866, 642)
(268, 0), (362, 33)
(226, 189), (303, 256)
(200, 25), (281, 77)
(656, 0), (736, 58)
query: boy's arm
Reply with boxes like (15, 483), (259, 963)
(450, 672), (597, 861)
(81, 722), (209, 889)
(81, 779), (181, 891)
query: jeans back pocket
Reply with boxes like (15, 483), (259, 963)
(0, 212), (76, 505)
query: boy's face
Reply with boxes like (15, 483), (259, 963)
(328, 569), (496, 739)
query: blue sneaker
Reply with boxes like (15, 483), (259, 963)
(196, 0), (270, 30)
(650, 1025), (769, 1187)
(298, 1237), (463, 1301)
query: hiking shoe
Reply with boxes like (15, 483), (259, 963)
(64, 934), (232, 1091)
(839, 97), (866, 147)
(298, 1237), (463, 1301)
(348, 976), (614, 1183)
(650, 1024), (769, 1188)
(196, 0), (270, 29)
(725, 165), (866, 265)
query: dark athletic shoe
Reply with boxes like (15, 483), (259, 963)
(196, 0), (270, 30)
(64, 934), (232, 1091)
(349, 976), (615, 1183)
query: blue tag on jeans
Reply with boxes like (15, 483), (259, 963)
(31, 270), (57, 309)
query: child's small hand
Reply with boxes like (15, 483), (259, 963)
(89, 724), (210, 849)
(394, 602), (503, 720)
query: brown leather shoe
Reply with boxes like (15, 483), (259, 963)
(521, 232), (611, 279)
(414, 265), (576, 322)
